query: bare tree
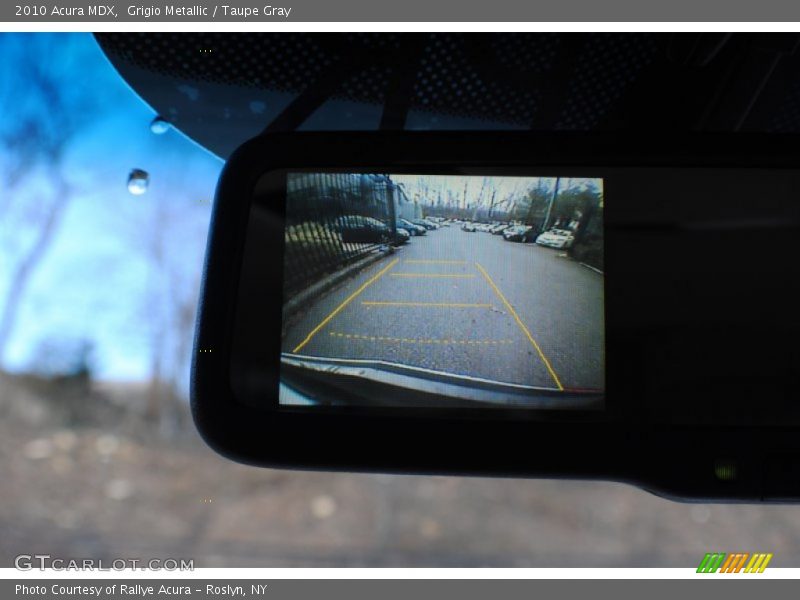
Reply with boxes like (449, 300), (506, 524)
(0, 35), (102, 360)
(146, 198), (206, 433)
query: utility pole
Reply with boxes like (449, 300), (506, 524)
(387, 180), (397, 235)
(542, 177), (560, 233)
(487, 190), (497, 219)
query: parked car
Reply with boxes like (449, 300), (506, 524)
(535, 229), (575, 249)
(413, 219), (438, 230)
(393, 227), (411, 246)
(490, 224), (511, 234)
(461, 222), (477, 232)
(396, 218), (426, 236)
(334, 215), (390, 244)
(503, 225), (535, 242)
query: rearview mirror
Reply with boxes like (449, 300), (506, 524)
(192, 131), (800, 502)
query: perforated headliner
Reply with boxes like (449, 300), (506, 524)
(96, 33), (800, 158)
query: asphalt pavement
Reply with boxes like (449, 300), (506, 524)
(282, 226), (604, 392)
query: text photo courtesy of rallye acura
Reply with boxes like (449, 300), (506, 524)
(15, 584), (263, 597)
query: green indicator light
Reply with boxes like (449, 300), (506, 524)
(714, 460), (738, 481)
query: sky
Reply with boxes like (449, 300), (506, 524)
(0, 33), (223, 383)
(391, 174), (603, 209)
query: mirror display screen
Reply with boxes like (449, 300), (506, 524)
(278, 173), (605, 409)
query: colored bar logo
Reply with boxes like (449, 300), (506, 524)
(697, 553), (773, 573)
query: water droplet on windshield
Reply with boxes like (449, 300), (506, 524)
(127, 169), (150, 195)
(149, 116), (171, 134)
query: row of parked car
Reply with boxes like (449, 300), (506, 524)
(333, 214), (443, 246)
(330, 214), (575, 250)
(461, 220), (576, 249)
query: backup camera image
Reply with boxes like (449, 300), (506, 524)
(279, 173), (604, 409)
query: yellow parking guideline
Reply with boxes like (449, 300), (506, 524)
(404, 259), (468, 264)
(328, 331), (514, 345)
(475, 262), (564, 391)
(362, 301), (493, 308)
(390, 273), (475, 278)
(292, 258), (399, 353)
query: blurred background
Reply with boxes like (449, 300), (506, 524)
(2, 32), (800, 568)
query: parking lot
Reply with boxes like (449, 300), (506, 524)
(282, 226), (604, 392)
